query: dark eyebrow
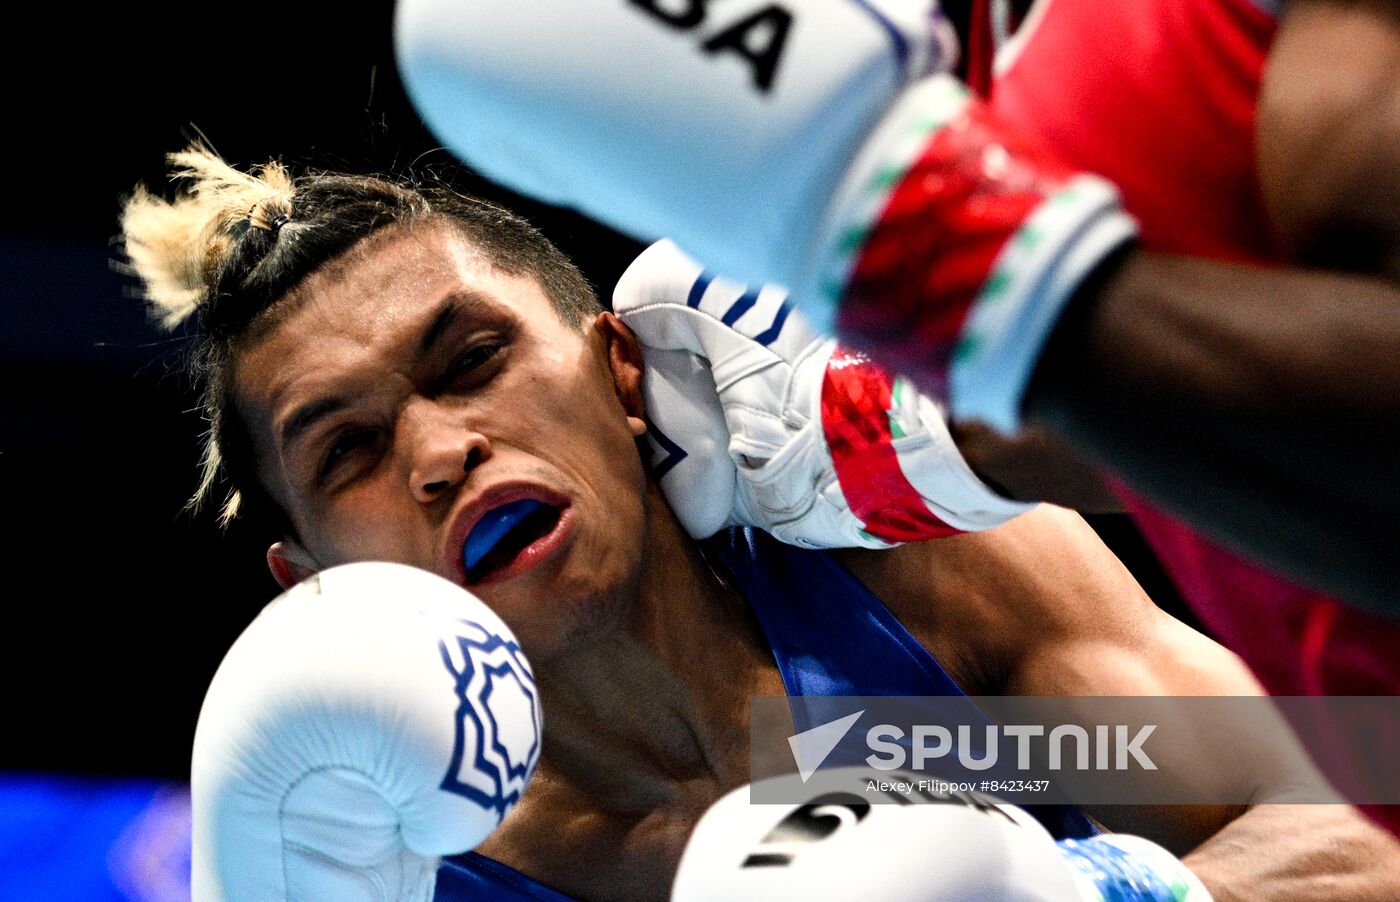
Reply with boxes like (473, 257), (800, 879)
(419, 289), (499, 358)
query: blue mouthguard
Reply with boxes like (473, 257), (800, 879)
(463, 498), (548, 572)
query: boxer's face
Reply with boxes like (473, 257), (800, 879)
(234, 223), (649, 661)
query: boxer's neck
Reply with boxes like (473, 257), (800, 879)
(476, 487), (781, 898)
(531, 483), (782, 811)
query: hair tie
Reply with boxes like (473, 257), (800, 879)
(247, 199), (292, 233)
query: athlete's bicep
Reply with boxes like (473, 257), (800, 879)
(1005, 588), (1347, 854)
(1260, 0), (1400, 276)
(1006, 594), (1264, 697)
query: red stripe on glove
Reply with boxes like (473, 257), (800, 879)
(821, 348), (964, 542)
(837, 99), (1076, 397)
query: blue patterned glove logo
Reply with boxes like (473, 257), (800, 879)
(642, 417), (689, 482)
(438, 619), (542, 817)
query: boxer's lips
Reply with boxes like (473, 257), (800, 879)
(447, 486), (572, 587)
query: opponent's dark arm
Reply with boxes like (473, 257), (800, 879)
(1021, 0), (1400, 615)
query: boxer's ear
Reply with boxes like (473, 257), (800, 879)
(267, 540), (319, 590)
(593, 311), (647, 437)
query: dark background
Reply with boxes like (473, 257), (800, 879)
(1, 0), (1184, 779)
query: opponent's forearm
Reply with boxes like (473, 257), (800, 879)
(950, 421), (1127, 513)
(1184, 804), (1400, 902)
(1045, 251), (1400, 420)
(1025, 250), (1400, 615)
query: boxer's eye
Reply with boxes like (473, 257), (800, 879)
(319, 428), (378, 479)
(441, 342), (504, 390)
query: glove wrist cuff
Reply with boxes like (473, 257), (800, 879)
(797, 75), (1138, 435)
(950, 179), (1136, 433)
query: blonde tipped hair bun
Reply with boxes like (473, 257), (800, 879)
(119, 144), (294, 329)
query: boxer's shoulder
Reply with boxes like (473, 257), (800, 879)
(832, 538), (1008, 694)
(834, 504), (1165, 693)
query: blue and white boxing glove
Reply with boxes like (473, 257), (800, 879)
(1059, 834), (1215, 902)
(190, 562), (542, 902)
(617, 239), (1034, 548)
(673, 769), (1211, 901)
(396, 0), (1135, 433)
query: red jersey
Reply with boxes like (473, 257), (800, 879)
(990, 0), (1400, 829)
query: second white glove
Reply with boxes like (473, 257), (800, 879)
(673, 768), (1212, 902)
(616, 239), (1034, 548)
(191, 562), (543, 902)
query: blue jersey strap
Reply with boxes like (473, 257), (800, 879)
(707, 528), (1099, 842)
(707, 527), (965, 715)
(437, 851), (576, 901)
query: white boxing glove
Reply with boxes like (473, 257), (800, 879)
(618, 239), (1034, 548)
(396, 0), (957, 295)
(673, 769), (1211, 902)
(191, 562), (542, 902)
(395, 0), (1135, 432)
